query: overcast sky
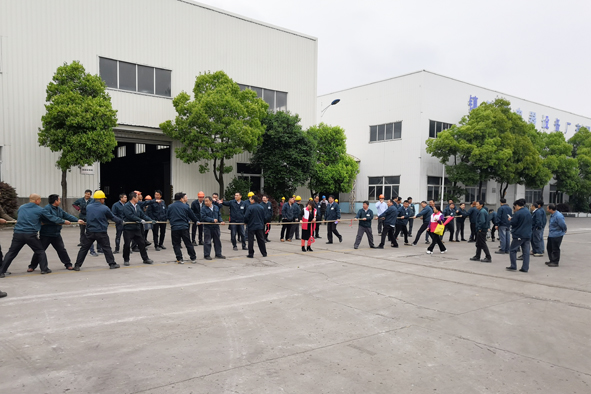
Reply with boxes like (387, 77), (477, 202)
(196, 0), (591, 117)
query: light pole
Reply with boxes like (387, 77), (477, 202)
(320, 99), (341, 117)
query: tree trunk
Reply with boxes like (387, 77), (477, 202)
(501, 182), (509, 200)
(61, 169), (67, 210)
(218, 157), (225, 196)
(478, 180), (483, 201)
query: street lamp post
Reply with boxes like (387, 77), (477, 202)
(320, 99), (341, 117)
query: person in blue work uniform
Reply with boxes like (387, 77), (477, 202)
(145, 190), (168, 251)
(530, 200), (546, 257)
(407, 197), (416, 237)
(454, 203), (468, 242)
(411, 201), (433, 246)
(191, 192), (205, 246)
(73, 190), (123, 271)
(353, 201), (375, 249)
(0, 194), (65, 277)
(122, 191), (155, 266)
(111, 193), (127, 254)
(494, 198), (512, 255)
(73, 189), (99, 256)
(28, 194), (84, 272)
(506, 199), (532, 272)
(377, 199), (398, 248)
(488, 209), (497, 241)
(469, 200), (492, 263)
(393, 200), (411, 246)
(222, 192), (248, 251)
(167, 192), (198, 264)
(546, 204), (566, 267)
(467, 201), (479, 242)
(325, 195), (342, 244)
(261, 195), (273, 242)
(293, 196), (303, 240)
(443, 201), (456, 242)
(281, 196), (296, 242)
(424, 200), (435, 243)
(201, 196), (226, 260)
(244, 195), (267, 258)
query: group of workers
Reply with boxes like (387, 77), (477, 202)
(0, 189), (568, 299)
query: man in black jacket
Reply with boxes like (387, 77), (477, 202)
(245, 195), (267, 258)
(122, 191), (155, 266)
(222, 193), (248, 251)
(168, 192), (199, 264)
(261, 195), (273, 242)
(201, 196), (226, 260)
(470, 201), (492, 263)
(325, 196), (342, 244)
(146, 190), (168, 251)
(191, 191), (205, 246)
(111, 193), (127, 253)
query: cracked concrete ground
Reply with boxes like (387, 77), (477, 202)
(1, 216), (590, 393)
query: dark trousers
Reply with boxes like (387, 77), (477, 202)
(413, 222), (429, 245)
(315, 212), (323, 237)
(80, 224), (96, 253)
(455, 221), (465, 241)
(30, 235), (71, 269)
(281, 219), (289, 240)
(123, 228), (149, 262)
(114, 223), (123, 251)
(379, 224), (395, 247)
(172, 229), (196, 261)
(393, 224), (408, 244)
(445, 220), (455, 241)
(74, 232), (115, 267)
(378, 219), (384, 234)
(191, 222), (203, 244)
(294, 222), (300, 239)
(248, 229), (267, 257)
(547, 236), (563, 264)
(408, 218), (414, 236)
(428, 232), (446, 252)
(510, 237), (530, 271)
(152, 223), (167, 246)
(474, 230), (491, 259)
(490, 226), (496, 240)
(204, 226), (223, 257)
(230, 224), (246, 248)
(327, 222), (341, 243)
(354, 226), (374, 248)
(469, 222), (477, 241)
(1, 233), (48, 273)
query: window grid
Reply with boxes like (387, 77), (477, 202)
(368, 176), (400, 201)
(429, 120), (453, 138)
(238, 84), (287, 112)
(369, 122), (402, 142)
(99, 57), (171, 97)
(117, 146), (126, 158)
(135, 144), (146, 154)
(525, 189), (543, 204)
(549, 185), (563, 204)
(464, 185), (486, 203)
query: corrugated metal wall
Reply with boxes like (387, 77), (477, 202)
(0, 0), (317, 199)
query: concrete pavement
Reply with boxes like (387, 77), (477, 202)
(0, 216), (590, 393)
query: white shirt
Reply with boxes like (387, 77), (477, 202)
(375, 201), (387, 215)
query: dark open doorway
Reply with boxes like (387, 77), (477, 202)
(100, 142), (171, 207)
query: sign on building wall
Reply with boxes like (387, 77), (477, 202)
(80, 165), (95, 175)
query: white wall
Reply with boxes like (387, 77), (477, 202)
(0, 0), (317, 198)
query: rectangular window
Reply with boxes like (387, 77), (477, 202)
(368, 176), (400, 201)
(155, 68), (171, 97)
(252, 87), (263, 98)
(429, 120), (453, 138)
(464, 185), (486, 203)
(240, 84), (287, 112)
(525, 188), (542, 204)
(237, 162), (261, 174)
(369, 122), (402, 142)
(263, 89), (275, 110)
(427, 176), (451, 202)
(117, 146), (126, 158)
(549, 185), (563, 204)
(99, 58), (118, 88)
(276, 91), (287, 112)
(135, 144), (146, 154)
(137, 65), (154, 94)
(156, 145), (170, 150)
(118, 61), (136, 91)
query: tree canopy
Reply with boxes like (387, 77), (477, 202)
(38, 61), (118, 208)
(160, 71), (268, 195)
(561, 127), (591, 211)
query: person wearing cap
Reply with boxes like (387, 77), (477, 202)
(293, 196), (303, 240)
(145, 190), (168, 251)
(73, 189), (99, 256)
(261, 195), (273, 242)
(222, 192), (248, 251)
(0, 194), (67, 277)
(375, 195), (387, 235)
(111, 193), (127, 253)
(244, 195), (267, 258)
(28, 194), (85, 272)
(122, 191), (155, 266)
(168, 192), (199, 264)
(201, 196), (226, 260)
(281, 196), (296, 241)
(325, 195), (342, 244)
(313, 196), (322, 238)
(73, 190), (123, 271)
(191, 192), (205, 246)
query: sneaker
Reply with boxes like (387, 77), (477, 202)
(376, 245), (384, 249)
(190, 259), (197, 264)
(110, 264), (120, 269)
(441, 250), (447, 254)
(506, 267), (517, 271)
(533, 253), (543, 257)
(411, 243), (416, 246)
(40, 269), (52, 275)
(143, 259), (154, 265)
(426, 250), (433, 254)
(246, 255), (254, 258)
(77, 243), (82, 247)
(177, 260), (184, 264)
(404, 243), (411, 246)
(124, 261), (130, 266)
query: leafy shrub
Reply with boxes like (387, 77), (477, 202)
(224, 177), (252, 201)
(556, 203), (570, 213)
(0, 182), (18, 217)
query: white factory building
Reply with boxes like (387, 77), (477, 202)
(318, 70), (591, 213)
(0, 0), (317, 206)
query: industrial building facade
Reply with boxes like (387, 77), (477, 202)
(318, 70), (591, 213)
(0, 0), (317, 206)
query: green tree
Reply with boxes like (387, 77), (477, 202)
(538, 131), (578, 197)
(563, 127), (591, 211)
(160, 71), (268, 195)
(38, 61), (118, 209)
(250, 111), (314, 200)
(223, 176), (252, 201)
(307, 123), (359, 196)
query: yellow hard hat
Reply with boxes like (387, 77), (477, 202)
(281, 197), (285, 200)
(309, 197), (313, 200)
(248, 191), (254, 197)
(296, 196), (301, 201)
(93, 190), (106, 199)
(335, 199), (339, 202)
